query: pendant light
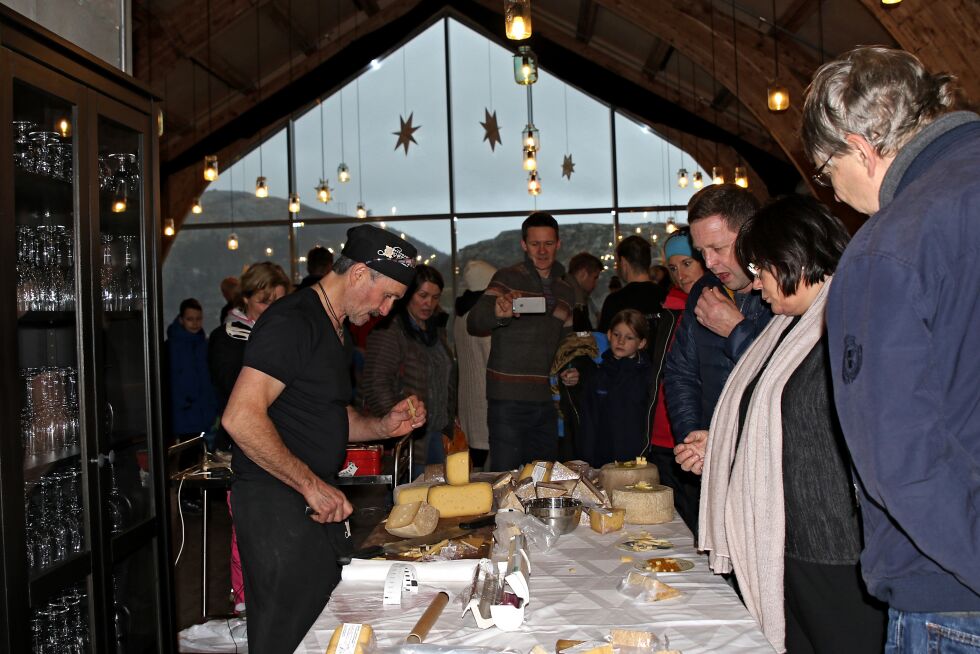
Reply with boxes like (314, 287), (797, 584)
(513, 46), (538, 85)
(504, 0), (532, 40)
(731, 0), (748, 188)
(677, 168), (689, 188)
(191, 198), (203, 214)
(523, 148), (538, 171)
(316, 98), (331, 203)
(709, 2), (722, 183)
(255, 176), (269, 198)
(527, 170), (541, 195)
(734, 166), (749, 188)
(202, 0), (219, 182)
(355, 202), (367, 219)
(665, 218), (678, 234)
(111, 176), (128, 213)
(163, 218), (175, 237)
(674, 57), (689, 189)
(337, 88), (351, 183)
(354, 79), (368, 218)
(766, 0), (790, 112)
(316, 181), (331, 203)
(227, 158), (238, 250)
(227, 233), (239, 250)
(56, 118), (71, 138)
(692, 171), (704, 189)
(712, 166), (726, 185)
(254, 6), (269, 197)
(288, 193), (301, 213)
(203, 155), (219, 182)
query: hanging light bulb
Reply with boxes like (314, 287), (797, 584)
(337, 163), (351, 183)
(191, 198), (203, 214)
(767, 83), (790, 112)
(111, 179), (128, 213)
(288, 192), (301, 214)
(881, 0), (901, 4)
(56, 117), (71, 138)
(711, 166), (725, 185)
(255, 176), (269, 198)
(665, 218), (679, 234)
(163, 218), (175, 237)
(316, 180), (331, 203)
(692, 171), (704, 189)
(734, 166), (749, 188)
(227, 232), (239, 250)
(522, 148), (538, 172)
(527, 170), (541, 195)
(677, 168), (689, 189)
(504, 0), (532, 40)
(513, 46), (538, 85)
(522, 124), (540, 151)
(355, 202), (368, 219)
(203, 155), (219, 181)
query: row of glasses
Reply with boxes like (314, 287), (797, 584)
(99, 234), (142, 311)
(21, 366), (80, 459)
(16, 222), (75, 312)
(31, 584), (89, 654)
(13, 121), (72, 182)
(99, 152), (139, 193)
(25, 466), (84, 572)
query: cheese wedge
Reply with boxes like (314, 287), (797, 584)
(499, 490), (525, 512)
(384, 501), (439, 538)
(492, 471), (513, 490)
(570, 477), (604, 505)
(588, 507), (626, 534)
(393, 481), (437, 505)
(611, 484), (673, 524)
(549, 461), (581, 481)
(426, 482), (492, 518)
(326, 623), (375, 654)
(446, 450), (471, 486)
(610, 629), (657, 649)
(555, 640), (585, 653)
(535, 482), (569, 498)
(514, 478), (537, 501)
(598, 461), (661, 492)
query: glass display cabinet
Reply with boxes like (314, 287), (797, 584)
(0, 6), (174, 652)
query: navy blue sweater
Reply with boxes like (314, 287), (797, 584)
(827, 112), (980, 611)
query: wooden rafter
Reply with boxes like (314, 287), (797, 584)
(265, 1), (319, 56)
(353, 0), (382, 17)
(641, 41), (673, 80)
(576, 0), (599, 44)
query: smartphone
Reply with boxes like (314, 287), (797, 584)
(512, 296), (547, 314)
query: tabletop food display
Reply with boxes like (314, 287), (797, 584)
(297, 450), (777, 654)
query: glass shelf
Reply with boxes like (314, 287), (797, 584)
(17, 310), (76, 325)
(24, 445), (81, 476)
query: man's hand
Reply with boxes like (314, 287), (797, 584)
(694, 287), (745, 338)
(560, 368), (580, 386)
(303, 476), (353, 524)
(494, 292), (518, 319)
(382, 395), (427, 437)
(674, 430), (708, 475)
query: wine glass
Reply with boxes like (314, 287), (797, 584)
(116, 236), (141, 311)
(99, 235), (115, 312)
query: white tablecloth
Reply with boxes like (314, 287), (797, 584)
(296, 513), (775, 653)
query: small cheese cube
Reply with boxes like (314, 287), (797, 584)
(384, 501), (439, 538)
(326, 623), (375, 654)
(445, 450), (471, 486)
(426, 482), (493, 518)
(589, 507), (626, 534)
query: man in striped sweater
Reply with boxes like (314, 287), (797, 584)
(467, 212), (575, 472)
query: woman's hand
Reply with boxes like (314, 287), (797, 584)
(674, 430), (708, 475)
(560, 368), (580, 387)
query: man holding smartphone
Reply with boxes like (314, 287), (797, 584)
(467, 212), (575, 472)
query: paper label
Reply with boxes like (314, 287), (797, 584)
(336, 623), (363, 654)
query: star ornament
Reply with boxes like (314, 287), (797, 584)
(561, 154), (575, 180)
(393, 113), (421, 155)
(481, 108), (502, 152)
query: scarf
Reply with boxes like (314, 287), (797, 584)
(698, 278), (832, 653)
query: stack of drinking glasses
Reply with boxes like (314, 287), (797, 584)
(99, 234), (142, 311)
(12, 120), (73, 181)
(25, 465), (84, 572)
(30, 583), (89, 654)
(16, 222), (75, 312)
(21, 366), (80, 460)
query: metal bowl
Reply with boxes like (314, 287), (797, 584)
(525, 497), (583, 535)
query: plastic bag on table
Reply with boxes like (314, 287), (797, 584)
(616, 571), (681, 603)
(493, 511), (559, 553)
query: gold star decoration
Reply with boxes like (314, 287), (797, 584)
(561, 154), (575, 180)
(393, 113), (421, 155)
(481, 108), (502, 151)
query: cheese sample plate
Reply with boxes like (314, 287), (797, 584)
(633, 557), (695, 573)
(616, 537), (674, 553)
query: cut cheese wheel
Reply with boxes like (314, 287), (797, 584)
(384, 501), (439, 538)
(535, 482), (568, 499)
(570, 477), (604, 505)
(393, 481), (436, 505)
(588, 507), (626, 534)
(611, 484), (674, 524)
(598, 461), (660, 492)
(426, 481), (493, 518)
(327, 623), (375, 654)
(446, 450), (471, 486)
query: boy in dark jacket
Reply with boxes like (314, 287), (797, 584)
(167, 298), (217, 442)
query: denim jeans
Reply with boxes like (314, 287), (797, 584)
(487, 398), (558, 472)
(886, 608), (980, 653)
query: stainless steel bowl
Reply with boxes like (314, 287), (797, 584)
(525, 497), (583, 534)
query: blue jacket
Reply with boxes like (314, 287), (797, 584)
(827, 111), (980, 611)
(664, 273), (773, 442)
(576, 349), (654, 467)
(167, 317), (218, 436)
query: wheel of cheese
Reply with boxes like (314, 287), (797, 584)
(598, 461), (660, 492)
(610, 484), (674, 524)
(384, 501), (440, 538)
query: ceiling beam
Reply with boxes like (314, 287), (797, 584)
(576, 0), (599, 44)
(641, 41), (673, 80)
(265, 1), (319, 56)
(777, 0), (819, 33)
(710, 87), (733, 112)
(353, 0), (382, 17)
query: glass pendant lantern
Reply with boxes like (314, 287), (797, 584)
(665, 218), (678, 234)
(692, 171), (704, 189)
(111, 179), (127, 213)
(227, 232), (239, 250)
(255, 176), (269, 198)
(163, 218), (175, 237)
(191, 198), (203, 214)
(316, 180), (331, 203)
(527, 170), (541, 195)
(355, 202), (368, 219)
(513, 46), (538, 85)
(711, 166), (725, 185)
(767, 83), (790, 112)
(522, 124), (540, 151)
(677, 168), (689, 189)
(288, 192), (301, 214)
(522, 148), (538, 172)
(203, 155), (219, 181)
(504, 0), (532, 40)
(337, 163), (351, 183)
(56, 117), (71, 138)
(734, 166), (749, 188)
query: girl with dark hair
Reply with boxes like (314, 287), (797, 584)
(362, 265), (456, 475)
(693, 195), (885, 653)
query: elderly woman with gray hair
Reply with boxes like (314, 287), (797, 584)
(693, 195), (885, 653)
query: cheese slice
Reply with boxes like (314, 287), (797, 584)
(326, 623), (375, 654)
(535, 482), (569, 498)
(588, 507), (626, 534)
(549, 461), (580, 481)
(446, 450), (471, 486)
(514, 478), (537, 502)
(492, 471), (513, 490)
(384, 501), (439, 538)
(611, 484), (674, 524)
(499, 490), (525, 512)
(393, 481), (436, 505)
(555, 640), (585, 653)
(598, 461), (661, 492)
(426, 481), (493, 518)
(610, 629), (658, 649)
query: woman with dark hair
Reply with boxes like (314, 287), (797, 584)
(690, 195), (886, 653)
(362, 265), (456, 474)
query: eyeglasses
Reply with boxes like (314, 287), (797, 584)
(811, 153), (835, 187)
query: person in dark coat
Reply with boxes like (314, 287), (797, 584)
(167, 298), (217, 441)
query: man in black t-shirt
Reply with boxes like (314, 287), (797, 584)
(597, 235), (667, 331)
(223, 225), (427, 654)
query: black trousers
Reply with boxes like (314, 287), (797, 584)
(231, 478), (352, 654)
(784, 555), (887, 654)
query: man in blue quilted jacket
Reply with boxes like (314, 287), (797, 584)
(803, 46), (980, 651)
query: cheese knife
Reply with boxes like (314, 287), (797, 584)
(338, 513), (497, 565)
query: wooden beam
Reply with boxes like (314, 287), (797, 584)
(265, 1), (319, 56)
(856, 0), (979, 104)
(777, 0), (819, 33)
(576, 0), (599, 44)
(352, 0), (382, 17)
(710, 87), (733, 112)
(642, 41), (673, 80)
